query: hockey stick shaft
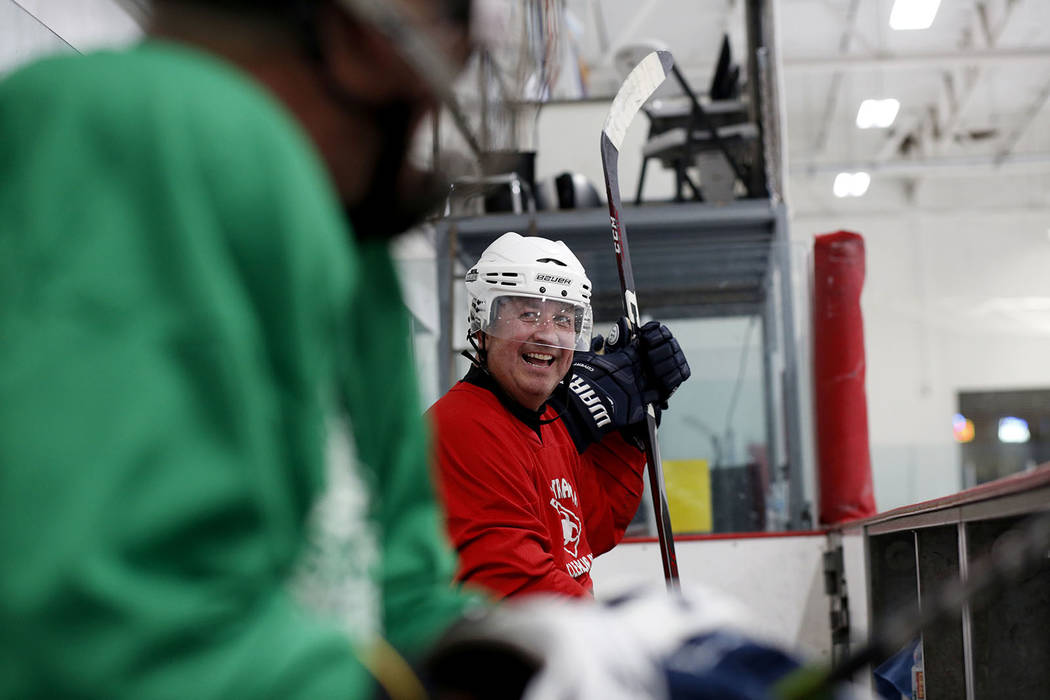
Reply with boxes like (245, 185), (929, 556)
(600, 51), (679, 585)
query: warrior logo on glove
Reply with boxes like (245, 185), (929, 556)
(554, 317), (691, 454)
(568, 375), (612, 428)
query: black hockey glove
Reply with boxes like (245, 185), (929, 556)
(592, 318), (691, 406)
(636, 320), (691, 403)
(554, 327), (660, 454)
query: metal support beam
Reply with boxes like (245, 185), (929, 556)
(792, 150), (1050, 178)
(930, 0), (1021, 153)
(810, 0), (863, 156)
(783, 47), (1050, 74)
(771, 204), (808, 530)
(975, 1), (993, 48)
(792, 202), (1050, 221)
(958, 521), (977, 700)
(760, 272), (783, 529)
(873, 111), (921, 162)
(744, 0), (773, 198)
(435, 222), (454, 394)
(994, 79), (1050, 164)
(822, 0), (1021, 165)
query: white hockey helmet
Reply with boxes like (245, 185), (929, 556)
(466, 232), (593, 352)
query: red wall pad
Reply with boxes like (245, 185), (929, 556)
(813, 231), (877, 524)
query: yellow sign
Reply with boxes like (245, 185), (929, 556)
(663, 459), (712, 534)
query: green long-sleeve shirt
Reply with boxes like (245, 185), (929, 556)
(0, 42), (470, 698)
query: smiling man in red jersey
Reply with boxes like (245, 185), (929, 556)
(428, 231), (691, 599)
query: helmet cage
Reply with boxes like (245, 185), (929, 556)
(476, 294), (593, 352)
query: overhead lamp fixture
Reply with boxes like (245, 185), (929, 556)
(890, 0), (941, 30)
(856, 98), (901, 129)
(833, 172), (871, 198)
(998, 416), (1031, 444)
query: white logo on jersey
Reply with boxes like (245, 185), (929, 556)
(550, 478), (578, 505)
(549, 498), (582, 557)
(291, 414), (379, 644)
(565, 553), (594, 578)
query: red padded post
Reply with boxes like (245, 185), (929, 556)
(813, 231), (877, 524)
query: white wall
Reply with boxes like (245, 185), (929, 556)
(0, 0), (141, 76)
(791, 203), (1050, 510)
(535, 100), (678, 201)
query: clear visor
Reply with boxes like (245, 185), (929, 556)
(482, 295), (593, 352)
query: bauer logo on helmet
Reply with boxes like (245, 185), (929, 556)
(535, 273), (572, 286)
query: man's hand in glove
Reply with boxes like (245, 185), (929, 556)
(553, 318), (690, 453)
(634, 320), (691, 403)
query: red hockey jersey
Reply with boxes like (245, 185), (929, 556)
(428, 367), (646, 599)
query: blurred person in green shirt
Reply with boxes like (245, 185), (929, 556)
(0, 1), (478, 697)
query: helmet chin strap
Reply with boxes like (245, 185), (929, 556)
(461, 333), (488, 372)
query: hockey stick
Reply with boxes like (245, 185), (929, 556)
(600, 50), (680, 586)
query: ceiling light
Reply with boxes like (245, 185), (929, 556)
(850, 171), (871, 196)
(856, 98), (901, 129)
(833, 173), (851, 198)
(998, 416), (1030, 444)
(833, 172), (871, 198)
(890, 0), (941, 30)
